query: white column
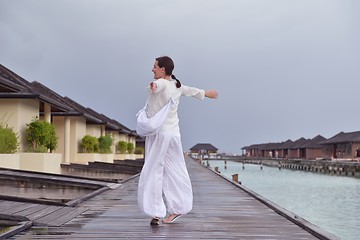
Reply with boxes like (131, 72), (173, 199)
(112, 132), (116, 154)
(64, 117), (71, 163)
(101, 125), (106, 137)
(44, 103), (51, 123)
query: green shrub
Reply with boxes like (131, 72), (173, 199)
(0, 124), (19, 153)
(98, 135), (113, 154)
(81, 135), (99, 153)
(134, 147), (144, 155)
(127, 142), (134, 154)
(118, 141), (128, 154)
(25, 117), (57, 152)
(26, 145), (48, 153)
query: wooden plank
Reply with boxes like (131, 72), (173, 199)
(9, 157), (338, 240)
(0, 200), (23, 212)
(34, 207), (85, 226)
(14, 204), (53, 217)
(1, 202), (37, 215)
(26, 205), (61, 221)
(46, 207), (88, 226)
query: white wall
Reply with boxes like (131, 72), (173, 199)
(86, 124), (102, 137)
(71, 117), (86, 162)
(0, 99), (39, 152)
(53, 116), (65, 157)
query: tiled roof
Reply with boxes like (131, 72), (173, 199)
(62, 96), (104, 124)
(288, 137), (309, 149)
(63, 98), (132, 134)
(0, 65), (69, 112)
(279, 139), (294, 149)
(242, 143), (266, 150)
(0, 65), (34, 90)
(84, 108), (132, 134)
(300, 135), (326, 149)
(320, 131), (360, 144)
(30, 81), (74, 112)
(0, 64), (135, 135)
(0, 75), (32, 93)
(100, 113), (132, 134)
(242, 136), (327, 150)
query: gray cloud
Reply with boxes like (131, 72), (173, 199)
(1, 0), (359, 154)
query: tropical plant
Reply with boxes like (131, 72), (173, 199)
(134, 147), (144, 155)
(118, 141), (128, 154)
(81, 135), (99, 153)
(25, 117), (57, 152)
(127, 142), (134, 154)
(0, 123), (19, 153)
(98, 135), (113, 153)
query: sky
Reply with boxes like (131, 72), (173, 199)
(1, 0), (359, 154)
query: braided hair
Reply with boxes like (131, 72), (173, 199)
(171, 74), (181, 88)
(156, 56), (182, 88)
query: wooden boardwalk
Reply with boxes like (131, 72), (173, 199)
(9, 157), (338, 239)
(0, 200), (87, 227)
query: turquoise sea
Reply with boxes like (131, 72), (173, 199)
(204, 160), (360, 240)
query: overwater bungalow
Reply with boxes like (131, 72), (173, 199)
(277, 139), (293, 158)
(298, 135), (326, 159)
(320, 131), (360, 160)
(288, 137), (309, 159)
(189, 143), (218, 159)
(242, 135), (326, 160)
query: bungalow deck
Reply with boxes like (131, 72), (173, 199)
(7, 157), (338, 240)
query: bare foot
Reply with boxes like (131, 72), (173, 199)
(163, 214), (181, 224)
(150, 217), (160, 226)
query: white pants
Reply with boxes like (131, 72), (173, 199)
(137, 131), (193, 218)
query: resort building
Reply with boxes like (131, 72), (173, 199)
(242, 131), (360, 161)
(320, 131), (360, 160)
(242, 135), (326, 160)
(189, 143), (218, 159)
(298, 135), (326, 159)
(0, 64), (139, 173)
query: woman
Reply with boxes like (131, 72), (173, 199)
(137, 56), (218, 226)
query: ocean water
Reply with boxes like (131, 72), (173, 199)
(205, 160), (360, 240)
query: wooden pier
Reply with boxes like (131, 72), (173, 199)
(236, 158), (360, 178)
(8, 157), (338, 239)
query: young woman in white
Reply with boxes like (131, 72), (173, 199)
(137, 56), (218, 226)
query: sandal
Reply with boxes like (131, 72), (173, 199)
(163, 214), (181, 224)
(150, 217), (160, 226)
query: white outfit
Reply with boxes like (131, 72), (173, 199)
(137, 78), (205, 218)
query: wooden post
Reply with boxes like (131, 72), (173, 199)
(232, 174), (238, 182)
(224, 160), (227, 169)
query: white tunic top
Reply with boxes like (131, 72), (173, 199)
(146, 78), (205, 132)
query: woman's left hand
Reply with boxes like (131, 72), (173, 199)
(205, 90), (218, 99)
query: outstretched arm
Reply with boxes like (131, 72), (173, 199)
(182, 85), (218, 100)
(205, 90), (218, 99)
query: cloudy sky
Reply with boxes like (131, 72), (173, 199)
(1, 0), (359, 154)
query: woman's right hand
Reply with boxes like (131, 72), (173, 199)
(150, 82), (157, 94)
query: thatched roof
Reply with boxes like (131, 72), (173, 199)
(190, 143), (218, 151)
